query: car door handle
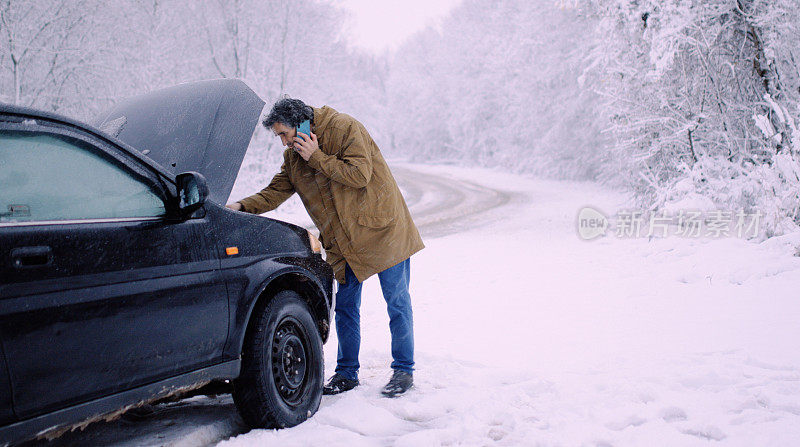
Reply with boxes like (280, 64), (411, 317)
(11, 246), (53, 268)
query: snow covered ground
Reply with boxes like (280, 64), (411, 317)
(219, 162), (800, 446)
(38, 161), (800, 446)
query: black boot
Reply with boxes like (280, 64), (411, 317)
(381, 370), (413, 398)
(323, 373), (359, 395)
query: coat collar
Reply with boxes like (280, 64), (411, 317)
(312, 106), (338, 134)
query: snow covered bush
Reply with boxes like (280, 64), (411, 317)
(583, 0), (800, 237)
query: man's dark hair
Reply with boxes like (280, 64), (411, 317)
(262, 97), (313, 128)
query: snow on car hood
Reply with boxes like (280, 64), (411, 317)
(95, 79), (265, 205)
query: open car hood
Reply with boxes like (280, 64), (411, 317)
(95, 79), (265, 205)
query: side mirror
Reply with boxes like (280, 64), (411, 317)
(176, 171), (209, 216)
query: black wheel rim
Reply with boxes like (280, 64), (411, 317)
(271, 316), (309, 406)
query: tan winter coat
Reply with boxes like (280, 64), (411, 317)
(237, 106), (424, 283)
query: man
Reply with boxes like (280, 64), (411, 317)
(227, 98), (424, 398)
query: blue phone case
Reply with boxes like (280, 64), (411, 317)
(297, 120), (311, 139)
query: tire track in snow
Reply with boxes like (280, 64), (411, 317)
(392, 164), (524, 239)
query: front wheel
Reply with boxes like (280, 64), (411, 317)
(233, 290), (323, 428)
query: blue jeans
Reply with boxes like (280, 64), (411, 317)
(334, 259), (414, 381)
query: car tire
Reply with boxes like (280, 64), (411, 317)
(233, 290), (323, 428)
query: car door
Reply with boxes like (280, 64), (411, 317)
(0, 120), (229, 419)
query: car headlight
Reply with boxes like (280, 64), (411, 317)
(307, 230), (322, 254)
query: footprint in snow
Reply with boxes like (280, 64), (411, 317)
(604, 415), (647, 431)
(487, 427), (507, 441)
(659, 406), (688, 422)
(681, 425), (726, 442)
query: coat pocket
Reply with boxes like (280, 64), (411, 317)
(357, 213), (395, 228)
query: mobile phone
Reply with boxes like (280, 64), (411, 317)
(296, 120), (311, 140)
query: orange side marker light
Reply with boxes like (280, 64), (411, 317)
(226, 247), (239, 256)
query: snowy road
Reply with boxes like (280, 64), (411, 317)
(30, 163), (800, 446)
(392, 164), (521, 239)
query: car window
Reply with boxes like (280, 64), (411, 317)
(0, 130), (166, 223)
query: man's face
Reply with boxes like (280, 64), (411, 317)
(272, 122), (297, 149)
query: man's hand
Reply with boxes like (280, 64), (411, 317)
(294, 131), (319, 161)
(226, 202), (242, 211)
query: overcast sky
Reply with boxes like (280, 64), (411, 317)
(333, 0), (463, 54)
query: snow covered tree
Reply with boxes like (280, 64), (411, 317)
(584, 0), (800, 236)
(0, 0), (118, 113)
(385, 0), (606, 177)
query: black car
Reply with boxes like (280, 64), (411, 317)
(0, 79), (335, 445)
